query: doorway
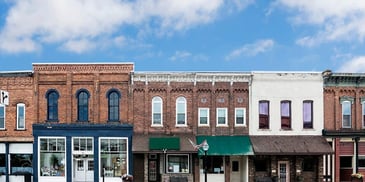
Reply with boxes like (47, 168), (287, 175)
(278, 161), (290, 182)
(73, 157), (94, 182)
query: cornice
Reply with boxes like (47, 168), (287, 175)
(33, 63), (134, 73)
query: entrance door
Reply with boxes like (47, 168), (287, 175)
(74, 158), (94, 182)
(230, 156), (242, 182)
(148, 154), (159, 182)
(278, 161), (290, 182)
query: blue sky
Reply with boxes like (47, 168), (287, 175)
(1, 0), (365, 72)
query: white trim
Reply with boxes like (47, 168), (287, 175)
(341, 100), (352, 128)
(0, 105), (5, 130)
(176, 97), (187, 126)
(234, 108), (246, 127)
(216, 108), (228, 127)
(198, 108), (209, 126)
(9, 143), (32, 153)
(151, 96), (163, 127)
(16, 103), (25, 130)
(362, 101), (365, 128)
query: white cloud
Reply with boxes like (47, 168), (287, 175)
(276, 0), (365, 47)
(169, 51), (192, 61)
(0, 0), (249, 53)
(337, 56), (365, 73)
(225, 39), (274, 60)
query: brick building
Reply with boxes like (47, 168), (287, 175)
(323, 71), (365, 182)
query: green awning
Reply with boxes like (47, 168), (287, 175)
(149, 137), (180, 150)
(196, 136), (253, 156)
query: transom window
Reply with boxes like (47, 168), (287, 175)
(235, 108), (246, 126)
(77, 89), (89, 122)
(198, 108), (209, 126)
(281, 100), (291, 129)
(303, 100), (313, 128)
(259, 101), (269, 129)
(216, 108), (228, 126)
(176, 97), (187, 126)
(73, 137), (93, 152)
(107, 90), (120, 122)
(152, 97), (163, 126)
(17, 103), (25, 130)
(46, 90), (59, 121)
(0, 105), (5, 129)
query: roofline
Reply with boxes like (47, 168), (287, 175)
(32, 62), (134, 66)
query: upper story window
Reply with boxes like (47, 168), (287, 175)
(303, 100), (313, 129)
(46, 90), (59, 121)
(17, 103), (25, 130)
(0, 105), (5, 129)
(235, 108), (246, 126)
(152, 96), (163, 126)
(259, 100), (269, 129)
(77, 89), (90, 122)
(281, 100), (291, 129)
(362, 99), (365, 128)
(176, 97), (187, 126)
(107, 89), (120, 122)
(198, 108), (209, 126)
(342, 100), (352, 128)
(217, 108), (228, 126)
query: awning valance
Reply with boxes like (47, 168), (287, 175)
(133, 135), (197, 153)
(196, 136), (253, 156)
(149, 137), (180, 150)
(250, 135), (333, 155)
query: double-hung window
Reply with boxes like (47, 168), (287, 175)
(362, 99), (365, 128)
(303, 100), (313, 129)
(77, 90), (89, 122)
(341, 97), (353, 128)
(17, 103), (25, 130)
(46, 90), (59, 121)
(0, 105), (4, 129)
(235, 108), (246, 126)
(217, 108), (227, 126)
(281, 100), (291, 129)
(198, 108), (209, 126)
(176, 97), (187, 126)
(107, 90), (120, 122)
(152, 97), (163, 126)
(259, 101), (269, 129)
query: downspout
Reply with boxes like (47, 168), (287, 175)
(354, 137), (360, 173)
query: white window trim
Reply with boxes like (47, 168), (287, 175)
(166, 154), (190, 173)
(216, 108), (228, 127)
(0, 105), (5, 130)
(176, 97), (187, 126)
(152, 97), (163, 127)
(362, 101), (365, 128)
(16, 103), (25, 130)
(341, 100), (352, 128)
(198, 108), (209, 126)
(72, 137), (94, 155)
(235, 108), (246, 127)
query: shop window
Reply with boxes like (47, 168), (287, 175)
(302, 157), (316, 171)
(303, 100), (313, 128)
(176, 97), (186, 126)
(152, 97), (163, 126)
(77, 89), (89, 122)
(359, 156), (365, 167)
(0, 154), (5, 175)
(39, 137), (66, 176)
(206, 156), (224, 174)
(340, 156), (352, 168)
(107, 89), (120, 122)
(217, 108), (228, 126)
(259, 100), (269, 129)
(46, 90), (59, 121)
(281, 100), (291, 129)
(73, 137), (93, 151)
(235, 108), (246, 126)
(100, 138), (128, 177)
(10, 154), (33, 175)
(167, 154), (189, 173)
(0, 105), (4, 129)
(254, 159), (268, 172)
(16, 103), (25, 130)
(198, 108), (209, 126)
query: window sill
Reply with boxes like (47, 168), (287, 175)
(107, 120), (120, 123)
(0, 129), (6, 131)
(151, 125), (163, 127)
(175, 125), (187, 127)
(280, 128), (293, 131)
(198, 125), (210, 127)
(14, 129), (26, 131)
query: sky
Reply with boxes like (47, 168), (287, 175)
(1, 0), (365, 72)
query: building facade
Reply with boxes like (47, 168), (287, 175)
(249, 72), (333, 182)
(323, 71), (365, 182)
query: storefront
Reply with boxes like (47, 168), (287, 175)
(33, 123), (133, 182)
(196, 135), (253, 182)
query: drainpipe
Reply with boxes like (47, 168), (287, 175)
(354, 137), (360, 173)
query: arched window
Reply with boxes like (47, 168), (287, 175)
(77, 89), (90, 122)
(152, 97), (163, 126)
(46, 90), (59, 121)
(107, 90), (120, 121)
(176, 97), (187, 126)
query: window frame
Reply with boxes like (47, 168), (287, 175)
(166, 154), (189, 174)
(77, 89), (90, 122)
(16, 103), (25, 130)
(176, 97), (187, 126)
(152, 96), (163, 126)
(198, 108), (209, 126)
(46, 90), (59, 121)
(216, 108), (228, 126)
(235, 108), (246, 126)
(38, 137), (66, 177)
(259, 100), (270, 129)
(303, 100), (313, 129)
(362, 101), (365, 128)
(0, 105), (5, 130)
(107, 90), (120, 122)
(280, 100), (291, 129)
(341, 100), (352, 128)
(99, 137), (128, 178)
